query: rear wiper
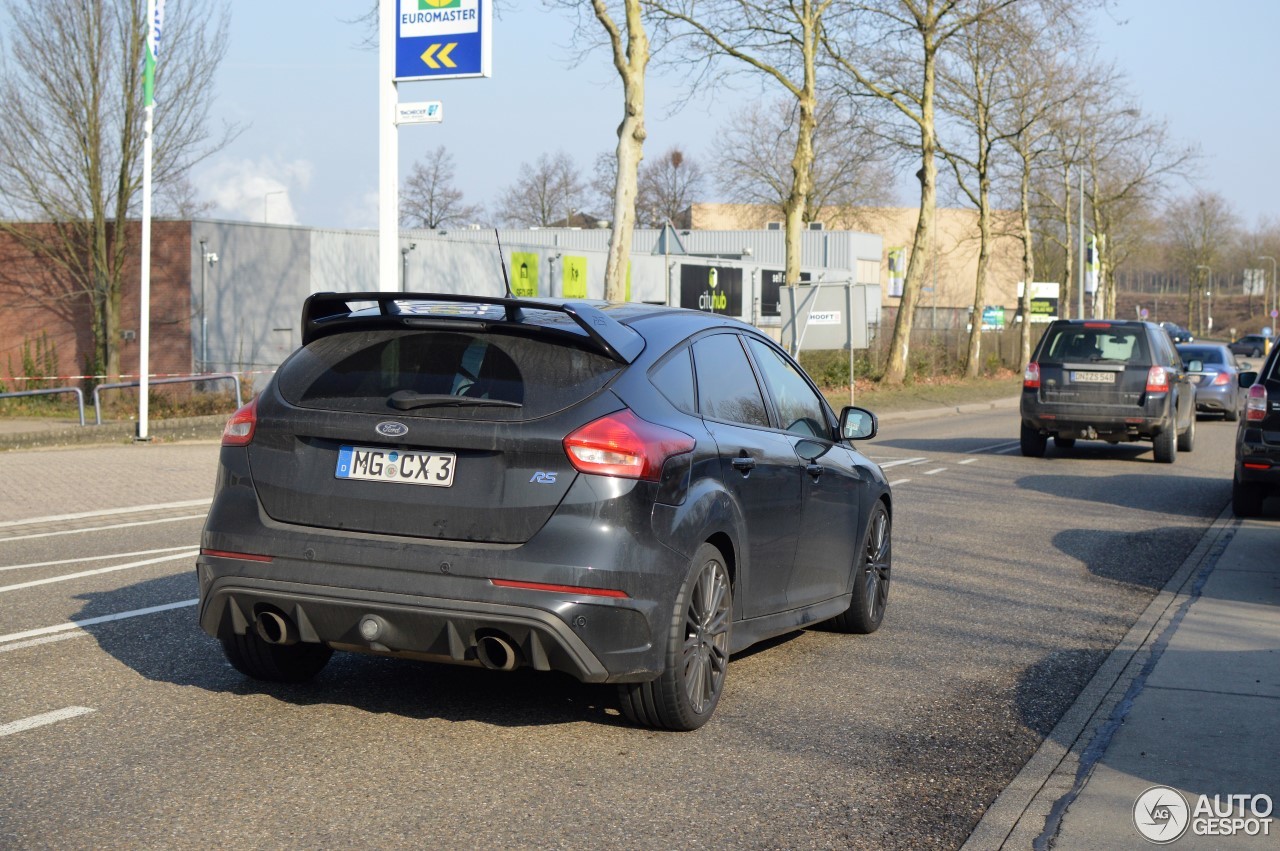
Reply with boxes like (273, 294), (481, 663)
(389, 391), (522, 410)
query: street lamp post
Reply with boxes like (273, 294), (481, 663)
(198, 240), (218, 373)
(1077, 167), (1085, 320)
(1259, 255), (1277, 318)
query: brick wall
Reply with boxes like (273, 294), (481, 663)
(0, 221), (192, 387)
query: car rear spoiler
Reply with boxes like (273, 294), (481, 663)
(300, 291), (646, 364)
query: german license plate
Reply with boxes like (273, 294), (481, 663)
(1071, 371), (1115, 383)
(336, 446), (456, 487)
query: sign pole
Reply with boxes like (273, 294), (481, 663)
(379, 1), (399, 292)
(137, 0), (164, 441)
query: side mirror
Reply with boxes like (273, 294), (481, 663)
(839, 406), (878, 441)
(1188, 359), (1204, 373)
(1239, 371), (1258, 389)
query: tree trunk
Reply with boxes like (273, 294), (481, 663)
(1061, 165), (1074, 321)
(782, 7), (820, 296)
(1018, 157), (1034, 371)
(964, 176), (992, 378)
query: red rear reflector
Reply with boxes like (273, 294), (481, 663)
(222, 396), (258, 446)
(564, 409), (695, 481)
(490, 578), (628, 599)
(1024, 362), (1041, 390)
(200, 548), (273, 563)
(1243, 462), (1272, 470)
(1145, 366), (1169, 393)
(1083, 322), (1112, 329)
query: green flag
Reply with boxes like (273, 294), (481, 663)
(144, 0), (165, 107)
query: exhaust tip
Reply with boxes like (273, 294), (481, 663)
(254, 609), (296, 646)
(475, 633), (520, 671)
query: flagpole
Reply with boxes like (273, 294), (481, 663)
(138, 0), (164, 441)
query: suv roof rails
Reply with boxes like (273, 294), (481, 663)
(300, 292), (645, 364)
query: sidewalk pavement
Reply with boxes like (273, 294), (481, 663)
(965, 510), (1280, 849)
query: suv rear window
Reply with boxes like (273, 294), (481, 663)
(1041, 326), (1150, 364)
(277, 329), (621, 420)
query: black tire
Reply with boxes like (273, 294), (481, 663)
(1177, 413), (1195, 453)
(1253, 347), (1263, 358)
(221, 632), (333, 683)
(827, 501), (891, 634)
(1020, 423), (1047, 457)
(1233, 476), (1265, 517)
(617, 543), (732, 731)
(1152, 425), (1176, 463)
(1224, 405), (1240, 423)
(1053, 436), (1076, 449)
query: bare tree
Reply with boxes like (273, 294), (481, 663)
(647, 0), (834, 297)
(711, 97), (894, 223)
(823, 0), (1028, 384)
(400, 146), (484, 229)
(637, 146), (703, 226)
(0, 0), (239, 379)
(493, 151), (587, 228)
(1164, 191), (1239, 336)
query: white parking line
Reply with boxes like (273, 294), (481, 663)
(924, 468), (948, 475)
(1, 545), (197, 573)
(958, 458), (978, 465)
(0, 499), (211, 529)
(0, 707), (95, 738)
(0, 599), (199, 646)
(877, 457), (927, 469)
(0, 551), (198, 594)
(888, 479), (912, 487)
(0, 514), (206, 544)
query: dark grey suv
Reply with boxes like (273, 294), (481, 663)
(1233, 342), (1280, 515)
(198, 293), (892, 730)
(1021, 319), (1196, 462)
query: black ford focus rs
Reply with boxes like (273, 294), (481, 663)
(197, 292), (892, 730)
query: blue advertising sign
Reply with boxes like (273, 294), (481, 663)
(394, 0), (492, 82)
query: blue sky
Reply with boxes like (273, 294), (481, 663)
(194, 1), (1280, 230)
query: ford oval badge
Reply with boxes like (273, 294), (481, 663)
(375, 421), (409, 438)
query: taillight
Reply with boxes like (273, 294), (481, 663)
(564, 409), (695, 481)
(1145, 366), (1169, 393)
(1246, 384), (1268, 422)
(1212, 371), (1231, 386)
(1024, 362), (1040, 389)
(222, 397), (258, 446)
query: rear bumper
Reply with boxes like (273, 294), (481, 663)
(1236, 428), (1280, 487)
(1193, 384), (1236, 412)
(1020, 392), (1173, 440)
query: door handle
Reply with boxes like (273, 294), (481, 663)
(731, 456), (756, 473)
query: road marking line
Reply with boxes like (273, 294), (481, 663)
(0, 707), (95, 738)
(888, 479), (911, 487)
(0, 599), (198, 645)
(970, 440), (1020, 454)
(0, 551), (198, 594)
(0, 499), (211, 529)
(0, 514), (206, 543)
(924, 468), (948, 475)
(958, 458), (978, 465)
(0, 632), (92, 654)
(878, 457), (927, 469)
(1, 545), (197, 573)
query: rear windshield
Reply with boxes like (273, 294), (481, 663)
(1041, 326), (1149, 364)
(1178, 346), (1227, 366)
(277, 329), (621, 420)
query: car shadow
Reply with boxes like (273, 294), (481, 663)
(73, 575), (631, 729)
(1017, 473), (1229, 518)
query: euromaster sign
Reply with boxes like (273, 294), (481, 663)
(395, 0), (492, 81)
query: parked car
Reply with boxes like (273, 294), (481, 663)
(1228, 334), (1270, 358)
(1177, 342), (1246, 421)
(1233, 342), (1280, 516)
(1160, 321), (1194, 343)
(198, 292), (893, 731)
(1021, 319), (1196, 462)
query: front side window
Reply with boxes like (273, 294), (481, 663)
(746, 339), (830, 439)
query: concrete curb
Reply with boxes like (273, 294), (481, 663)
(0, 414), (227, 451)
(875, 394), (1022, 424)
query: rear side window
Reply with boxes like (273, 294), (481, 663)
(692, 334), (769, 427)
(277, 329), (620, 420)
(650, 348), (696, 414)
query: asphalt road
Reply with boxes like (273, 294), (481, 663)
(0, 407), (1243, 850)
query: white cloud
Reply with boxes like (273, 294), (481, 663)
(197, 157), (313, 225)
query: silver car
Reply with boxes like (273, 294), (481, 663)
(1177, 343), (1246, 421)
